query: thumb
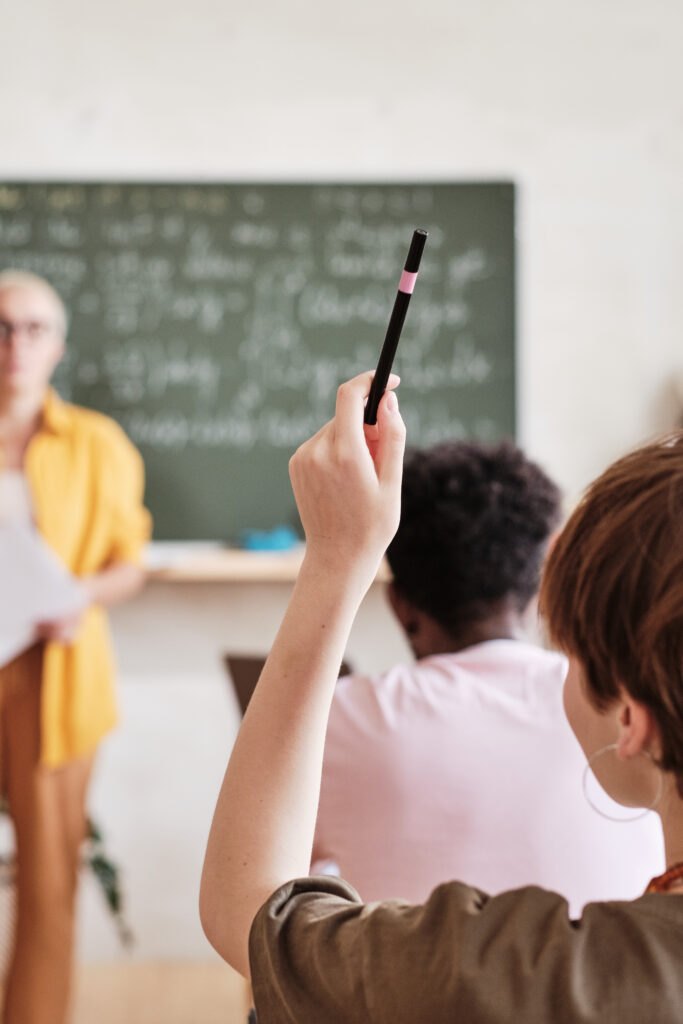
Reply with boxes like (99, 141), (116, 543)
(374, 390), (406, 492)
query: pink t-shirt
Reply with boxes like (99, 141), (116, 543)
(312, 640), (664, 916)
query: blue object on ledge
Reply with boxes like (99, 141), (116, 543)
(240, 525), (300, 551)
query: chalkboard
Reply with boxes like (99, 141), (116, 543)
(0, 183), (515, 541)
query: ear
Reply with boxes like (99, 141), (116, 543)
(50, 336), (66, 376)
(386, 583), (419, 635)
(386, 582), (404, 619)
(615, 692), (659, 760)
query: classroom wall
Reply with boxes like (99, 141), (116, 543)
(80, 581), (409, 961)
(4, 0), (683, 960)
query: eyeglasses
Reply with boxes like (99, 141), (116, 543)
(0, 319), (60, 343)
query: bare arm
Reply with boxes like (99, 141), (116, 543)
(83, 560), (147, 607)
(199, 372), (405, 978)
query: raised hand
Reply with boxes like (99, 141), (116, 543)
(289, 371), (405, 587)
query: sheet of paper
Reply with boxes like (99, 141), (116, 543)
(0, 522), (87, 668)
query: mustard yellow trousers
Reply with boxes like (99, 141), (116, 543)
(0, 645), (93, 1024)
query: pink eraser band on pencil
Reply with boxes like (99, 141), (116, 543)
(399, 270), (418, 294)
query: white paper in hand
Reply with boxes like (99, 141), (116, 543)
(0, 522), (87, 668)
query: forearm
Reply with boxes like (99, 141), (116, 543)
(200, 554), (367, 977)
(200, 372), (405, 979)
(84, 560), (147, 607)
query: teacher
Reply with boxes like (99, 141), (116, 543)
(0, 270), (150, 1024)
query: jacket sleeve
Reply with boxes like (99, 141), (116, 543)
(98, 422), (152, 564)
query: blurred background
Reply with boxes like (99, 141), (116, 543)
(2, 0), (682, 1020)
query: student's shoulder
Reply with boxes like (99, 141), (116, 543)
(328, 662), (425, 739)
(251, 881), (683, 1023)
(470, 638), (568, 685)
(333, 661), (416, 703)
(331, 669), (382, 711)
(512, 640), (568, 679)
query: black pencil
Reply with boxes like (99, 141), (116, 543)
(364, 228), (428, 425)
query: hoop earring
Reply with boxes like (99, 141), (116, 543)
(582, 743), (663, 823)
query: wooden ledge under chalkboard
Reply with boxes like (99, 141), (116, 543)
(145, 544), (391, 584)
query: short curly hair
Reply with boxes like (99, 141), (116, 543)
(386, 440), (561, 633)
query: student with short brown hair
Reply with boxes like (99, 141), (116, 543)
(541, 438), (683, 799)
(200, 373), (683, 1022)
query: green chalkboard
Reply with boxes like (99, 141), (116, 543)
(0, 183), (515, 541)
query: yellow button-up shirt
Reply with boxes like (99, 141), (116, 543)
(3, 390), (151, 766)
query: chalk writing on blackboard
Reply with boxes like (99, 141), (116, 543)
(0, 183), (515, 539)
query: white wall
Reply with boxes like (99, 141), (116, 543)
(4, 0), (683, 493)
(4, 0), (683, 960)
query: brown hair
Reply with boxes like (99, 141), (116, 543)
(540, 434), (683, 788)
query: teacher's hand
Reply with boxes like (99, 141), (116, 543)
(35, 609), (85, 644)
(289, 371), (405, 585)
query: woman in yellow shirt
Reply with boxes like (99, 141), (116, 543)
(0, 270), (151, 1024)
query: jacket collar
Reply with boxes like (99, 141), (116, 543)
(40, 388), (71, 435)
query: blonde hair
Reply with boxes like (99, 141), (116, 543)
(0, 270), (68, 336)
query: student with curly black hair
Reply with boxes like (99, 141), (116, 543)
(310, 439), (662, 913)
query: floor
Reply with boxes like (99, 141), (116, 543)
(73, 962), (251, 1024)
